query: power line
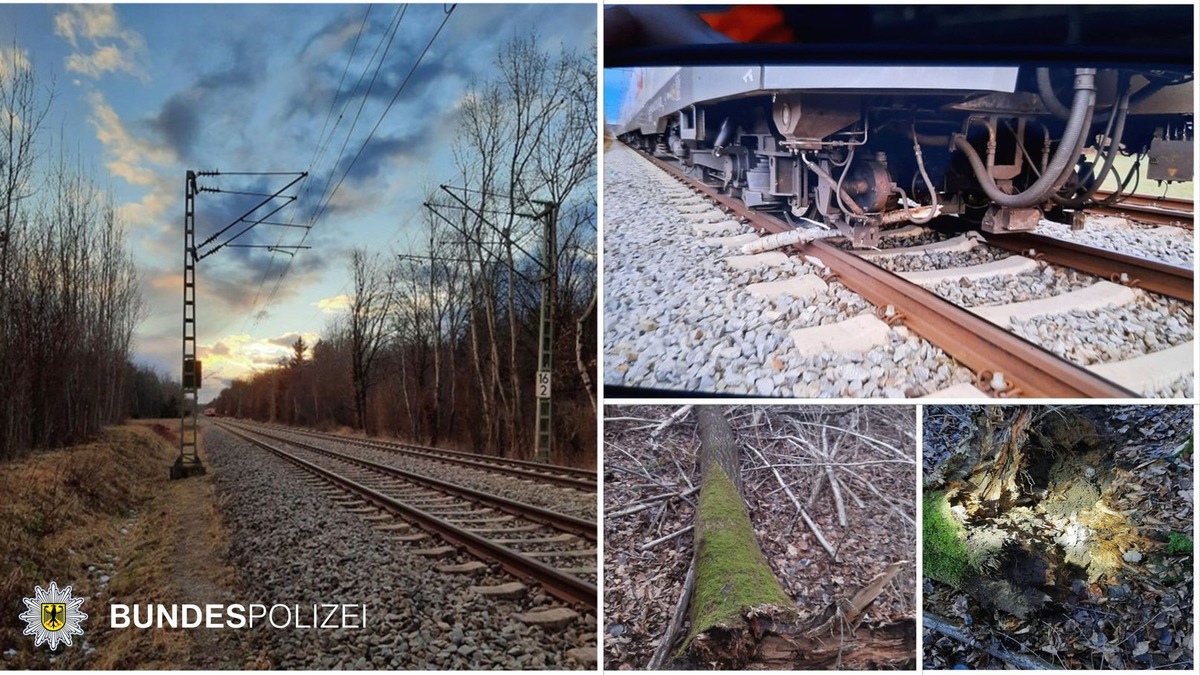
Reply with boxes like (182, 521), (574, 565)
(242, 4), (391, 333)
(259, 4), (458, 328)
(308, 5), (456, 230)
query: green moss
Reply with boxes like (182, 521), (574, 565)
(684, 466), (792, 647)
(1167, 532), (1192, 556)
(923, 491), (970, 588)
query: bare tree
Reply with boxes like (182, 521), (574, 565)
(347, 248), (392, 433)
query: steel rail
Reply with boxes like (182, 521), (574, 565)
(982, 232), (1193, 302)
(219, 420), (596, 541)
(1088, 191), (1193, 229)
(637, 148), (1140, 399)
(231, 420), (597, 491)
(216, 422), (597, 611)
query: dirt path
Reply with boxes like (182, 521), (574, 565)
(160, 428), (260, 668)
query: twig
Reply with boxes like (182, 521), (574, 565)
(747, 442), (839, 562)
(651, 405), (694, 438)
(607, 487), (700, 519)
(923, 613), (1053, 670)
(638, 525), (693, 552)
(647, 557), (697, 669)
(824, 465), (848, 527)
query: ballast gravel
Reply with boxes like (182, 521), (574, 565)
(1038, 216), (1194, 268)
(1007, 292), (1193, 396)
(926, 265), (1101, 308)
(869, 246), (1012, 274)
(205, 427), (595, 670)
(603, 145), (975, 397)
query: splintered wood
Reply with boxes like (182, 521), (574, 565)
(968, 407), (1032, 507)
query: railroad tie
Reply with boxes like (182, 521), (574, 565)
(691, 219), (742, 236)
(391, 532), (431, 543)
(724, 251), (789, 270)
(513, 607), (579, 630)
(556, 566), (597, 576)
(523, 550), (597, 559)
(789, 313), (892, 357)
(374, 522), (412, 532)
(413, 546), (456, 558)
(468, 524), (539, 534)
(469, 582), (527, 599)
(744, 275), (827, 301)
(492, 534), (577, 545)
(437, 561), (487, 575)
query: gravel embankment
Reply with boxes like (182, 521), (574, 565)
(206, 427), (595, 669)
(603, 145), (975, 397)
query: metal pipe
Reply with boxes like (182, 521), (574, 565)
(1037, 67), (1163, 123)
(1054, 80), (1131, 207)
(964, 116), (998, 173)
(954, 68), (1096, 208)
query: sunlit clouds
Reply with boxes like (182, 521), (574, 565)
(54, 4), (148, 81)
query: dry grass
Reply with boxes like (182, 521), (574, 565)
(0, 422), (242, 668)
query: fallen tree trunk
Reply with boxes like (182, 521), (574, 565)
(684, 406), (795, 667)
(681, 407), (915, 669)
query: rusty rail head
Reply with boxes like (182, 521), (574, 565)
(635, 148), (1140, 399)
(217, 422), (598, 611)
(982, 232), (1193, 302)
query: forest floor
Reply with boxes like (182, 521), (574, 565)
(602, 405), (917, 669)
(922, 405), (1194, 670)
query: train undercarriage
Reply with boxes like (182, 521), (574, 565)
(618, 66), (1193, 247)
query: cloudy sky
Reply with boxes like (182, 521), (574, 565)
(1, 3), (596, 400)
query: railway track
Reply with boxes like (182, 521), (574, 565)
(1088, 191), (1194, 229)
(223, 420), (596, 493)
(604, 143), (1193, 398)
(215, 420), (598, 612)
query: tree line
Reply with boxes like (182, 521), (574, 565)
(211, 36), (597, 468)
(0, 53), (166, 461)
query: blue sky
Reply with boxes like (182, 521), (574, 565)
(1, 3), (595, 400)
(603, 68), (632, 124)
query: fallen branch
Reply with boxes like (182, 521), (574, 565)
(647, 557), (696, 670)
(639, 525), (693, 552)
(923, 613), (1053, 670)
(824, 465), (848, 527)
(747, 442), (839, 562)
(606, 486), (699, 519)
(651, 405), (694, 438)
(846, 561), (906, 622)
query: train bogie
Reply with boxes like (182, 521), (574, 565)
(615, 65), (1193, 247)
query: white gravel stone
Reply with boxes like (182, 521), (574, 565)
(603, 147), (976, 397)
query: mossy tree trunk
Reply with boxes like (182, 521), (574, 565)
(685, 406), (794, 667)
(683, 407), (914, 669)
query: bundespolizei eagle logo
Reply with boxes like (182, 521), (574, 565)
(19, 582), (87, 650)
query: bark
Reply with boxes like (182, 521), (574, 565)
(681, 407), (915, 669)
(685, 406), (793, 667)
